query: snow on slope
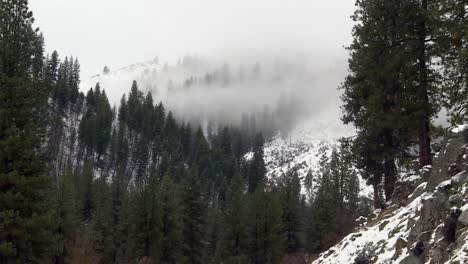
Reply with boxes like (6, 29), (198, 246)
(312, 125), (468, 264)
(261, 119), (373, 198)
(314, 187), (427, 264)
(80, 56), (215, 106)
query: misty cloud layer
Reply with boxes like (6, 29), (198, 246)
(81, 53), (348, 134)
(31, 0), (356, 135)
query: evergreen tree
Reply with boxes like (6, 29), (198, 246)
(279, 172), (304, 253)
(80, 161), (94, 221)
(222, 173), (249, 262)
(159, 175), (182, 263)
(78, 84), (112, 160)
(127, 80), (144, 133)
(437, 0), (468, 124)
(93, 175), (113, 263)
(247, 182), (283, 264)
(45, 50), (59, 85)
(109, 169), (130, 263)
(181, 168), (206, 264)
(248, 133), (266, 193)
(0, 0), (54, 261)
(53, 167), (79, 264)
(341, 0), (439, 203)
(305, 146), (336, 252)
(128, 172), (161, 262)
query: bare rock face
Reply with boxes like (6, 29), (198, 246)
(400, 254), (422, 264)
(449, 194), (464, 206)
(427, 131), (465, 190)
(459, 204), (468, 226)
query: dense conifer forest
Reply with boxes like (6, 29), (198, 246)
(0, 0), (466, 263)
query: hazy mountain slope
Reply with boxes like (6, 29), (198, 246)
(80, 56), (346, 131)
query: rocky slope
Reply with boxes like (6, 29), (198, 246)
(312, 126), (468, 264)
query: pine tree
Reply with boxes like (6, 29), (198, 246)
(247, 182), (283, 264)
(78, 84), (112, 160)
(339, 138), (360, 212)
(341, 0), (439, 203)
(127, 80), (144, 133)
(93, 174), (113, 263)
(109, 168), (130, 263)
(222, 173), (248, 262)
(128, 172), (161, 262)
(45, 50), (59, 85)
(437, 0), (468, 124)
(0, 0), (54, 261)
(159, 175), (182, 264)
(181, 168), (206, 264)
(279, 172), (304, 253)
(80, 161), (94, 221)
(305, 146), (335, 252)
(248, 133), (266, 193)
(53, 167), (80, 264)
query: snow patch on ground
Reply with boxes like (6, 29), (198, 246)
(450, 124), (468, 134)
(313, 193), (429, 264)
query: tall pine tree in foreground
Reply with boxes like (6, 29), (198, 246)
(341, 0), (442, 204)
(0, 0), (53, 262)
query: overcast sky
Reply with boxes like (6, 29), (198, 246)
(30, 0), (356, 79)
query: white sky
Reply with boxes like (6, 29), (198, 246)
(29, 0), (356, 79)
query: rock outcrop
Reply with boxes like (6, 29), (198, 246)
(312, 126), (468, 264)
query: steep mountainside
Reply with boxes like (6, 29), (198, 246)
(313, 126), (468, 264)
(260, 120), (372, 198)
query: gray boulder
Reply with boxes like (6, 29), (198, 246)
(459, 204), (468, 226)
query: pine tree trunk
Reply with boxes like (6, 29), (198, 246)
(372, 176), (382, 209)
(417, 0), (432, 167)
(383, 158), (396, 201)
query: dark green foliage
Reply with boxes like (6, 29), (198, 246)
(93, 174), (113, 263)
(437, 0), (468, 124)
(341, 0), (442, 204)
(247, 182), (283, 264)
(221, 173), (249, 261)
(0, 0), (54, 262)
(127, 173), (161, 262)
(11, 1), (468, 262)
(59, 81), (368, 262)
(181, 168), (206, 264)
(248, 133), (266, 193)
(305, 141), (362, 253)
(80, 160), (94, 221)
(159, 175), (182, 263)
(78, 84), (113, 159)
(52, 167), (79, 263)
(109, 169), (129, 262)
(279, 172), (304, 253)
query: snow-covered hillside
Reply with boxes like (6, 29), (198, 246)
(81, 56), (372, 198)
(259, 119), (373, 198)
(312, 126), (468, 264)
(81, 57), (206, 105)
